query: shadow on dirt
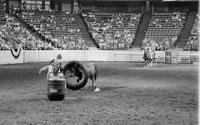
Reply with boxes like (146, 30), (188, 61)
(23, 97), (47, 102)
(100, 86), (125, 91)
(80, 86), (125, 91)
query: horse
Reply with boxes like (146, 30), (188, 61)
(83, 63), (98, 88)
(143, 49), (156, 67)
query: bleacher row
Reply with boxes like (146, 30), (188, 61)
(20, 11), (90, 50)
(143, 12), (186, 50)
(184, 14), (199, 51)
(0, 11), (5, 24)
(0, 16), (42, 50)
(0, 10), (199, 51)
(83, 12), (141, 50)
(0, 0), (6, 25)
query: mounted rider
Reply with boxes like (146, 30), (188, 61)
(144, 44), (155, 60)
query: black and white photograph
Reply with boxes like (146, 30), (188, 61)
(0, 0), (199, 124)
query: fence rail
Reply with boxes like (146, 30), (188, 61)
(0, 50), (198, 65)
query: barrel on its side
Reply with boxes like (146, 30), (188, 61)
(47, 73), (66, 101)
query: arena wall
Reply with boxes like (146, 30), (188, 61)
(0, 50), (198, 65)
(23, 50), (199, 64)
(24, 50), (165, 62)
(168, 51), (199, 64)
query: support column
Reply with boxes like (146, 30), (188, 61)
(71, 0), (74, 13)
(145, 0), (150, 13)
(141, 3), (144, 13)
(73, 0), (79, 14)
(58, 0), (62, 11)
(42, 0), (45, 10)
(50, 0), (55, 10)
(18, 0), (22, 10)
(6, 0), (9, 13)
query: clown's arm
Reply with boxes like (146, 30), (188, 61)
(39, 66), (49, 74)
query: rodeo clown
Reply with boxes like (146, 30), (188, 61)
(39, 54), (64, 79)
(52, 54), (64, 72)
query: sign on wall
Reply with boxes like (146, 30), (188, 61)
(0, 49), (24, 64)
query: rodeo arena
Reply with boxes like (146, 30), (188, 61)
(0, 0), (199, 124)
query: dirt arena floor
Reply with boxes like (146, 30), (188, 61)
(0, 62), (198, 125)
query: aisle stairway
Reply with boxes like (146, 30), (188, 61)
(74, 14), (98, 48)
(14, 15), (43, 41)
(176, 11), (197, 48)
(133, 12), (151, 47)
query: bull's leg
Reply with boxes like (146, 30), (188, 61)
(91, 78), (95, 88)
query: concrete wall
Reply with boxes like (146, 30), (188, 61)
(0, 50), (198, 65)
(24, 50), (165, 63)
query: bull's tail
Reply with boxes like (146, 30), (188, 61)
(94, 64), (98, 81)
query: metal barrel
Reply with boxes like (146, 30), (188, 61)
(47, 73), (66, 101)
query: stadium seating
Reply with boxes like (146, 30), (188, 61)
(0, 16), (42, 50)
(20, 11), (89, 50)
(0, 11), (6, 25)
(83, 12), (141, 50)
(184, 14), (199, 51)
(0, 8), (196, 51)
(143, 11), (186, 50)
